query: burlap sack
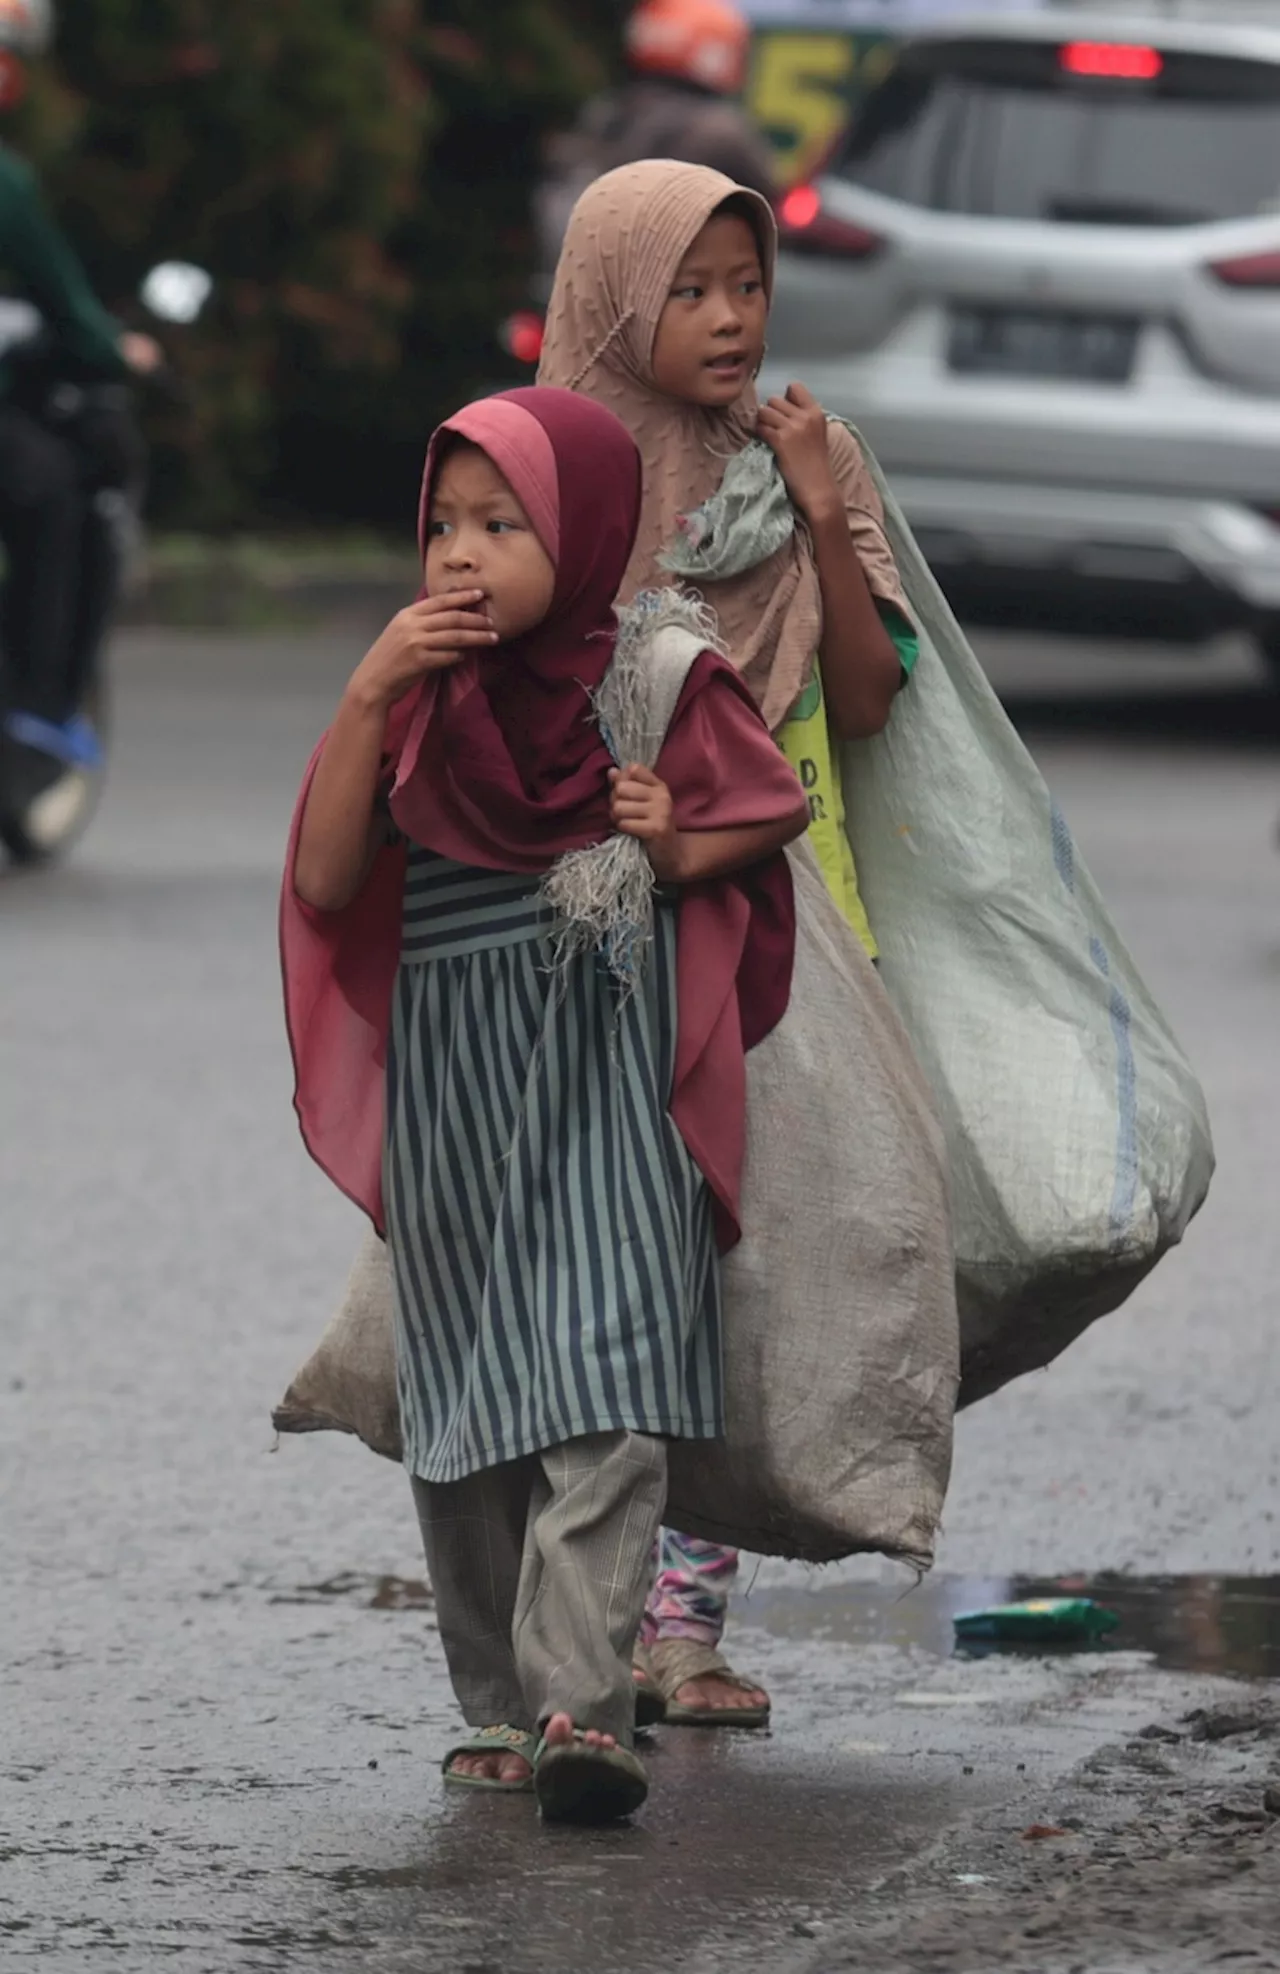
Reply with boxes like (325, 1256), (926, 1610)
(274, 841), (957, 1569)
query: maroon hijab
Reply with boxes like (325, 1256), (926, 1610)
(281, 387), (804, 1247)
(392, 387), (641, 866)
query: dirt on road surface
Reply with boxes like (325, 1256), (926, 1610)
(809, 1699), (1280, 1974)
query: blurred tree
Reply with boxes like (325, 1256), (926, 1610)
(276, 0), (622, 526)
(8, 0), (622, 527)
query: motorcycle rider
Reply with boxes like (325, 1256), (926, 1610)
(0, 0), (159, 770)
(535, 0), (778, 274)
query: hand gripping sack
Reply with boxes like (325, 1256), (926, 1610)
(840, 436), (1213, 1399)
(274, 611), (958, 1567)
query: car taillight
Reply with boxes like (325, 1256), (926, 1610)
(1059, 41), (1162, 81)
(500, 310), (544, 365)
(1208, 250), (1280, 289)
(776, 185), (884, 260)
(779, 185), (821, 230)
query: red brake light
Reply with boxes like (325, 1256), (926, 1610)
(1059, 41), (1163, 81)
(1208, 251), (1280, 288)
(501, 310), (544, 366)
(779, 185), (821, 231)
(776, 185), (883, 261)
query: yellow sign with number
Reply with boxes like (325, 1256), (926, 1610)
(745, 29), (896, 184)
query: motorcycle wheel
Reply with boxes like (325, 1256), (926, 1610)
(0, 684), (108, 864)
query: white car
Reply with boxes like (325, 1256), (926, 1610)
(762, 3), (1280, 675)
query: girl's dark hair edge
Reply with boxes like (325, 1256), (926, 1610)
(714, 190), (772, 266)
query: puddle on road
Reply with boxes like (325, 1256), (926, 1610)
(268, 1565), (1280, 1677)
(268, 1567), (1280, 1678)
(734, 1573), (1280, 1681)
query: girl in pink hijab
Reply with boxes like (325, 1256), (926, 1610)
(281, 386), (808, 1822)
(540, 158), (923, 1730)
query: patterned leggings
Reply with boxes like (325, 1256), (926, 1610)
(639, 1529), (738, 1647)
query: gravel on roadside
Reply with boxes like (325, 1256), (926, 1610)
(808, 1700), (1280, 1974)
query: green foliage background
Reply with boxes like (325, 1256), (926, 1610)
(9, 0), (620, 528)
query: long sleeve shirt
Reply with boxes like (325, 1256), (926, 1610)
(0, 143), (124, 393)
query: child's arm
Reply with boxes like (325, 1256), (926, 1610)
(293, 690), (393, 912)
(609, 765), (808, 885)
(757, 382), (902, 742)
(294, 592), (495, 910)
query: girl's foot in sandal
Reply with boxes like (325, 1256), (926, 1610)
(648, 1639), (771, 1728)
(534, 1711), (649, 1823)
(632, 1644), (666, 1728)
(442, 1723), (536, 1791)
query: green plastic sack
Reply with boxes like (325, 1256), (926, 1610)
(843, 433), (1214, 1402)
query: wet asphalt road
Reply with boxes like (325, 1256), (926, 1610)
(3, 625), (1279, 1969)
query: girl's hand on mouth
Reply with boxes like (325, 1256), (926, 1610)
(347, 593), (499, 712)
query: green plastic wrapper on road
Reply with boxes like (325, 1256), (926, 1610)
(954, 1598), (1121, 1647)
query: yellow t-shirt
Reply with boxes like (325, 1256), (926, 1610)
(778, 668), (878, 958)
(777, 608), (919, 961)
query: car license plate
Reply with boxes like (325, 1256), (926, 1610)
(948, 308), (1138, 383)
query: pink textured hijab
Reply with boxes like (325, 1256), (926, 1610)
(537, 158), (907, 731)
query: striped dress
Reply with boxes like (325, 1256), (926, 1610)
(384, 847), (723, 1484)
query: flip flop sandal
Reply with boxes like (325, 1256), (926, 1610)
(631, 1643), (667, 1729)
(441, 1723), (536, 1792)
(533, 1729), (649, 1824)
(647, 1638), (772, 1729)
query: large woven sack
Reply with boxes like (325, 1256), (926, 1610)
(840, 437), (1214, 1400)
(275, 841), (958, 1568)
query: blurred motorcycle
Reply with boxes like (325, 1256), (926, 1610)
(0, 259), (212, 863)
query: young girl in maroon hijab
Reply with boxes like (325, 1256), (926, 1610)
(281, 386), (807, 1823)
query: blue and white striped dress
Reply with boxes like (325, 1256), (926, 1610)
(384, 846), (723, 1483)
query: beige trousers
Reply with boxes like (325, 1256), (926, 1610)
(411, 1430), (667, 1747)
